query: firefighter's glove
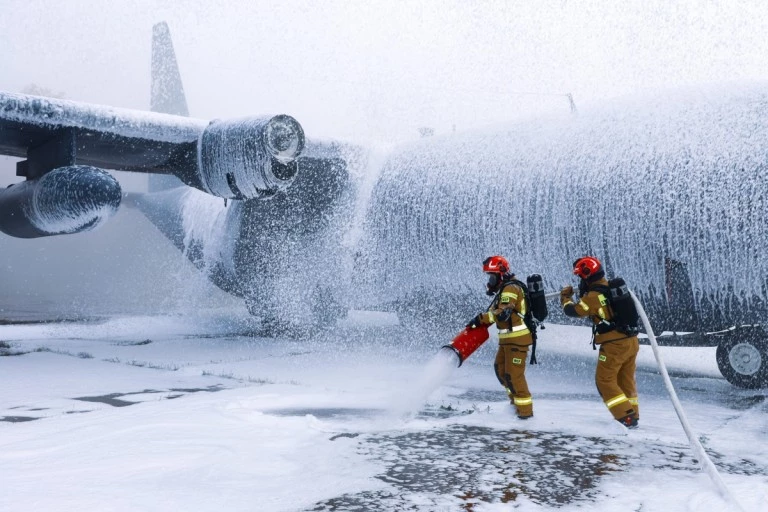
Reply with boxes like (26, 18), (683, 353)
(466, 314), (483, 329)
(560, 285), (574, 306)
(496, 308), (513, 322)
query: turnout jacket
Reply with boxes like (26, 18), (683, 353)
(562, 277), (631, 345)
(480, 281), (533, 346)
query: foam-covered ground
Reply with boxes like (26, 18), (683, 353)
(1, 312), (766, 511)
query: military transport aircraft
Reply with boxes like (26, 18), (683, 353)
(1, 23), (767, 389)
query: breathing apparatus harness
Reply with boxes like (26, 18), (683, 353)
(583, 277), (640, 349)
(487, 275), (548, 364)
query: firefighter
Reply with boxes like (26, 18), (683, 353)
(467, 255), (534, 419)
(560, 256), (640, 428)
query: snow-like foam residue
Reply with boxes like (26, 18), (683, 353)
(341, 145), (390, 268)
(179, 188), (237, 273)
(0, 91), (206, 143)
(357, 82), (768, 326)
(198, 116), (304, 199)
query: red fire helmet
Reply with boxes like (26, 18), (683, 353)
(482, 255), (510, 274)
(573, 256), (602, 279)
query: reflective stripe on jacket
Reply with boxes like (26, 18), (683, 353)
(482, 281), (532, 345)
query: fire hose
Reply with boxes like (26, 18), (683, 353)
(632, 292), (744, 510)
(442, 289), (744, 509)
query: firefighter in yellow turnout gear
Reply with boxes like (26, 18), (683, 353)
(467, 256), (534, 419)
(560, 256), (640, 428)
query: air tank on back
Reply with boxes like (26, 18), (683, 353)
(354, 82), (768, 330)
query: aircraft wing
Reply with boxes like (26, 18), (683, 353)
(0, 91), (205, 178)
(0, 21), (343, 241)
(0, 91), (305, 197)
(0, 91), (307, 238)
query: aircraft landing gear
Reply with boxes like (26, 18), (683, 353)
(309, 285), (344, 329)
(243, 285), (343, 337)
(244, 297), (285, 336)
(715, 327), (768, 389)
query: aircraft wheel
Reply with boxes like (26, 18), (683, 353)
(716, 330), (768, 389)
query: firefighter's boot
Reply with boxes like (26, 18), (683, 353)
(617, 414), (639, 429)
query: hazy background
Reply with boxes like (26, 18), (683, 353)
(1, 0), (768, 318)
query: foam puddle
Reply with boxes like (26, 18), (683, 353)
(388, 347), (459, 418)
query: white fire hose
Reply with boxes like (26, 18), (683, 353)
(546, 288), (744, 509)
(631, 292), (744, 511)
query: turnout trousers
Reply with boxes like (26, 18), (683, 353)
(595, 337), (640, 421)
(494, 343), (533, 417)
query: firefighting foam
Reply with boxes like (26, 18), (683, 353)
(388, 347), (458, 418)
(352, 82), (768, 332)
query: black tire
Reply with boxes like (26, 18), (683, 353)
(715, 329), (768, 389)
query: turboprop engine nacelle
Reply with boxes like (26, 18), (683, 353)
(0, 165), (121, 238)
(190, 115), (305, 200)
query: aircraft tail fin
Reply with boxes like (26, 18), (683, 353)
(149, 21), (187, 192)
(151, 22), (189, 116)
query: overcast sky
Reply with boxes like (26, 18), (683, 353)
(2, 0), (768, 145)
